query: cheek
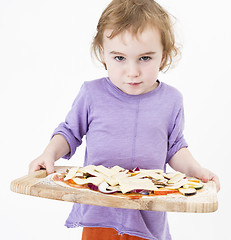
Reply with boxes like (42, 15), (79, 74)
(108, 62), (124, 76)
(107, 64), (117, 74)
(107, 66), (121, 83)
(143, 64), (159, 76)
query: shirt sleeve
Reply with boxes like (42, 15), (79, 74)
(52, 83), (90, 159)
(166, 103), (188, 163)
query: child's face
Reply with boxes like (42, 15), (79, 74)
(101, 26), (164, 95)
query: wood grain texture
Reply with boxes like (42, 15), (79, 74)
(10, 166), (218, 213)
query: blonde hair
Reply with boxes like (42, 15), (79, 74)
(91, 0), (180, 72)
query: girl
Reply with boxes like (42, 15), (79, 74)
(29, 0), (220, 239)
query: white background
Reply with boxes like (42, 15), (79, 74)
(1, 0), (230, 239)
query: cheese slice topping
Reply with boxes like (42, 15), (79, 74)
(80, 165), (96, 173)
(95, 165), (115, 177)
(118, 178), (158, 194)
(128, 170), (164, 181)
(94, 165), (125, 178)
(73, 176), (105, 186)
(111, 165), (125, 174)
(105, 171), (128, 186)
(140, 170), (165, 180)
(64, 167), (79, 181)
(168, 172), (185, 184)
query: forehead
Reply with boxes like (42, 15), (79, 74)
(103, 26), (163, 51)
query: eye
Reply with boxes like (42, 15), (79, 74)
(140, 56), (151, 62)
(115, 56), (125, 62)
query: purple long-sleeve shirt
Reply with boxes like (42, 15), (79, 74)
(53, 77), (188, 240)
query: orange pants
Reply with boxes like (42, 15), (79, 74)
(82, 227), (148, 240)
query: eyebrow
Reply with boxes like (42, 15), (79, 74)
(109, 51), (157, 56)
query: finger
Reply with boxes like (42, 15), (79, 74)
(45, 161), (55, 175)
(40, 164), (46, 170)
(201, 177), (209, 183)
(211, 175), (220, 192)
(28, 162), (41, 174)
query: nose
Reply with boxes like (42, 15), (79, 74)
(127, 62), (140, 79)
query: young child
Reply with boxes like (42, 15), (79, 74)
(29, 0), (220, 239)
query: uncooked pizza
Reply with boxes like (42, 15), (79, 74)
(52, 165), (204, 196)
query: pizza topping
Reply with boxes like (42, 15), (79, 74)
(140, 170), (165, 180)
(187, 181), (204, 190)
(154, 188), (179, 195)
(162, 172), (176, 180)
(73, 176), (105, 186)
(98, 181), (118, 194)
(105, 171), (128, 186)
(106, 185), (121, 192)
(53, 165), (204, 197)
(118, 178), (158, 194)
(131, 189), (150, 195)
(88, 183), (98, 191)
(95, 165), (115, 177)
(179, 188), (197, 196)
(64, 167), (79, 181)
(53, 173), (64, 182)
(165, 179), (188, 189)
(80, 165), (96, 173)
(151, 178), (168, 186)
(167, 172), (186, 184)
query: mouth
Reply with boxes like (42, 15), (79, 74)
(128, 82), (142, 86)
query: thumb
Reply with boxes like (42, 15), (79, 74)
(194, 168), (209, 182)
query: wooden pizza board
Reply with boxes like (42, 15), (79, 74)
(10, 166), (218, 213)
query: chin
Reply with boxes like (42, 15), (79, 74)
(126, 90), (144, 95)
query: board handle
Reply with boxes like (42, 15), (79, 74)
(31, 168), (48, 178)
(10, 166), (70, 194)
(10, 169), (48, 194)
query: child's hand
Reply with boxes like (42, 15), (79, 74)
(169, 148), (220, 192)
(29, 153), (55, 175)
(195, 168), (220, 192)
(28, 134), (70, 175)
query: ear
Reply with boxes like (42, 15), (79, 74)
(160, 51), (166, 67)
(159, 52), (166, 71)
(99, 45), (107, 70)
(99, 45), (105, 62)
